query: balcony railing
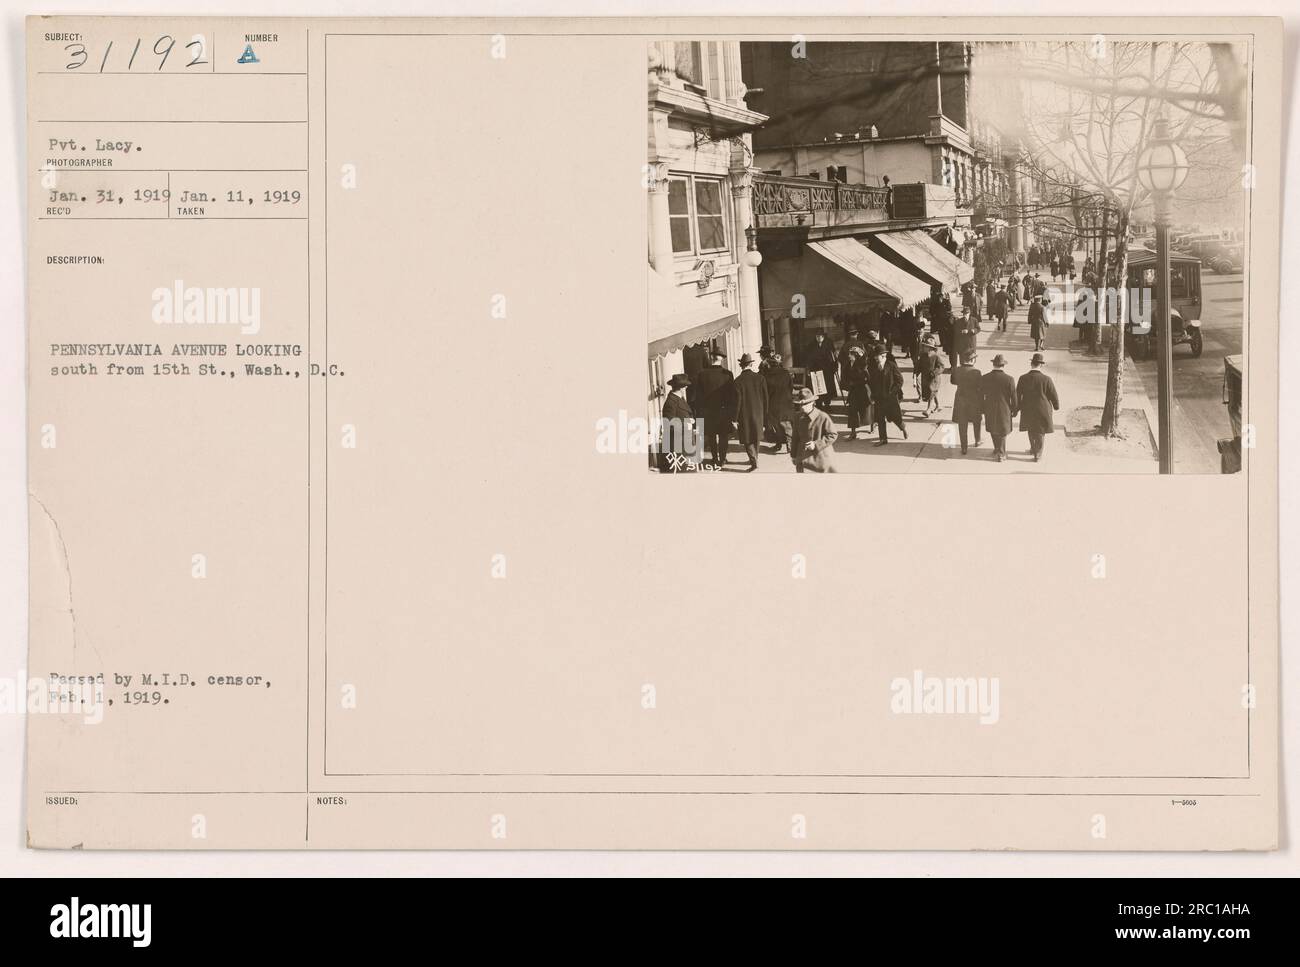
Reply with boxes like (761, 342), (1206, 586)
(752, 174), (890, 229)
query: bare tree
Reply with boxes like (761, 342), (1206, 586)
(970, 40), (1245, 437)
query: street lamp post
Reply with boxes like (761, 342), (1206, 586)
(1135, 116), (1189, 475)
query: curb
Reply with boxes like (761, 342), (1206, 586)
(1120, 356), (1161, 455)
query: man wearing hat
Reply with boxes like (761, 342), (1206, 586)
(877, 306), (896, 357)
(1016, 352), (1061, 462)
(868, 345), (908, 445)
(949, 349), (984, 454)
(952, 304), (980, 371)
(980, 354), (1017, 461)
(687, 348), (736, 468)
(991, 283), (1010, 332)
(900, 307), (924, 364)
(805, 331), (839, 410)
(761, 351), (794, 454)
(789, 386), (838, 473)
(733, 352), (769, 472)
(659, 373), (696, 472)
(907, 321), (926, 399)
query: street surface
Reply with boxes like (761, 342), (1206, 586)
(1131, 272), (1242, 473)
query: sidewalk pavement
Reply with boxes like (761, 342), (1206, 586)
(711, 291), (1162, 475)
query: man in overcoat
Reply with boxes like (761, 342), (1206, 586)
(761, 352), (794, 454)
(805, 332), (839, 410)
(688, 348), (735, 468)
(868, 346), (908, 446)
(991, 284), (1010, 332)
(980, 353), (1017, 461)
(1016, 352), (1061, 461)
(952, 305), (980, 370)
(733, 353), (769, 472)
(949, 349), (984, 454)
(790, 387), (838, 473)
(877, 308), (897, 357)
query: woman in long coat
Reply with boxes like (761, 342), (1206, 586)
(918, 338), (945, 414)
(843, 347), (873, 439)
(1028, 297), (1048, 351)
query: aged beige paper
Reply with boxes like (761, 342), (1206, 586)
(25, 16), (1279, 849)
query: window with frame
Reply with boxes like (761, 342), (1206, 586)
(672, 41), (726, 101)
(667, 179), (693, 254)
(668, 174), (729, 256)
(1169, 264), (1192, 300)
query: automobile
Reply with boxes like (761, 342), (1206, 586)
(1123, 249), (1204, 359)
(1172, 232), (1220, 253)
(1187, 238), (1243, 274)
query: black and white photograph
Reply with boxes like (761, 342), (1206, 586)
(647, 38), (1250, 473)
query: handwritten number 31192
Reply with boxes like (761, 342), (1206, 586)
(65, 36), (209, 72)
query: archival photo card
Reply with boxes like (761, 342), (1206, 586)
(24, 16), (1279, 851)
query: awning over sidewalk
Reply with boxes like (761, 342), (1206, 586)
(806, 238), (932, 308)
(873, 229), (974, 292)
(647, 267), (739, 359)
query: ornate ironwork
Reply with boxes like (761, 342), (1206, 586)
(752, 175), (889, 221)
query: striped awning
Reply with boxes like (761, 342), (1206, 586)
(806, 238), (933, 308)
(874, 229), (974, 292)
(647, 267), (739, 359)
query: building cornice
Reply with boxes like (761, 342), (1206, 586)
(649, 83), (768, 130)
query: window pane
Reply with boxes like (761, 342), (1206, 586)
(674, 42), (703, 87)
(1170, 266), (1189, 299)
(694, 179), (724, 216)
(697, 215), (726, 251)
(670, 216), (693, 253)
(668, 179), (689, 216)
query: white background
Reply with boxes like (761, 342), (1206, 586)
(2, 0), (1296, 876)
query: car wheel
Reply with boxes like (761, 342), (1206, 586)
(1190, 329), (1204, 358)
